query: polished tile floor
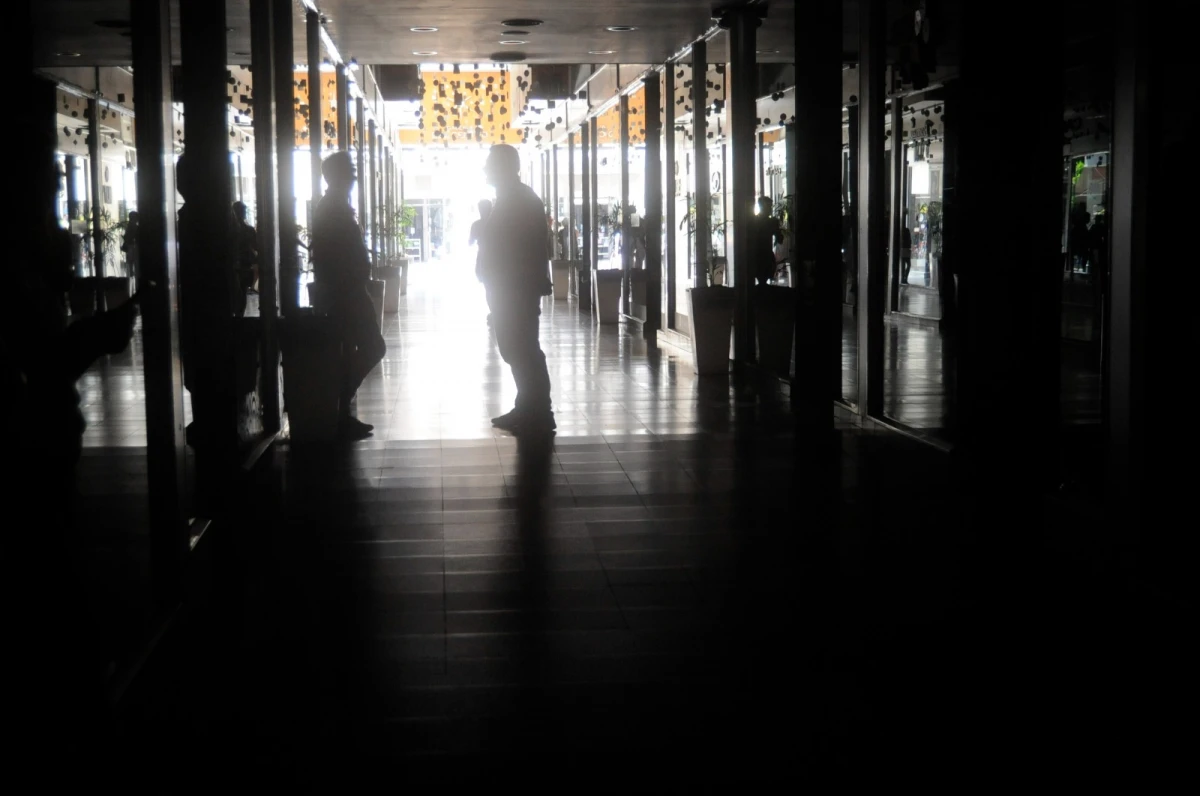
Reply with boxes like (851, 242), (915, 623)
(81, 261), (1165, 786)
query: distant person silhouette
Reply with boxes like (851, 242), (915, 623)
(755, 196), (781, 284)
(478, 144), (555, 436)
(312, 151), (387, 440)
(121, 210), (139, 281)
(232, 200), (258, 315)
(471, 199), (494, 328)
(900, 213), (913, 285)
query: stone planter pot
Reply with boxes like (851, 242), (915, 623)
(754, 284), (796, 376)
(373, 265), (402, 313)
(280, 311), (342, 443)
(102, 276), (133, 313)
(69, 276), (100, 318)
(627, 269), (648, 320)
(576, 264), (592, 310)
(550, 260), (571, 300)
(687, 285), (735, 376)
(592, 269), (622, 325)
(397, 257), (409, 295)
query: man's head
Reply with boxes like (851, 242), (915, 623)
(484, 144), (521, 187)
(322, 151), (356, 192)
(233, 201), (247, 222)
(479, 199), (493, 217)
(758, 196), (773, 214)
(176, 153), (196, 201)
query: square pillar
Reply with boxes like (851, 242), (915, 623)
(691, 40), (710, 287)
(251, 0), (281, 432)
(306, 11), (322, 209)
(664, 63), (678, 329)
(643, 73), (664, 338)
(335, 63), (349, 150)
(272, 0), (299, 316)
(856, 0), (886, 416)
(619, 94), (632, 311)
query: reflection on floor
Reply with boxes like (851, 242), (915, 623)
(79, 262), (1166, 785)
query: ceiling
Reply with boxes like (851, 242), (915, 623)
(31, 0), (862, 68)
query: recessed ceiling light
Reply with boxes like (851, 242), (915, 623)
(499, 40), (528, 45)
(502, 30), (530, 36)
(57, 52), (82, 58)
(501, 18), (543, 27)
(606, 25), (638, 32)
(410, 26), (438, 33)
(413, 51), (438, 56)
(589, 50), (615, 55)
(757, 49), (779, 55)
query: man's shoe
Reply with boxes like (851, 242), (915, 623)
(491, 408), (521, 430)
(339, 416), (374, 440)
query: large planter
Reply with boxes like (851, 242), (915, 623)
(550, 259), (571, 300)
(592, 269), (622, 325)
(280, 311), (342, 443)
(754, 284), (796, 376)
(687, 285), (735, 376)
(374, 265), (402, 313)
(69, 276), (100, 318)
(366, 279), (385, 331)
(102, 276), (133, 313)
(398, 257), (409, 295)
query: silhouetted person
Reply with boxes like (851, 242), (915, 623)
(901, 216), (913, 285)
(6, 153), (138, 758)
(1069, 201), (1090, 279)
(233, 200), (258, 315)
(121, 210), (139, 281)
(545, 210), (556, 259)
(479, 144), (555, 436)
(755, 196), (781, 284)
(312, 151), (387, 440)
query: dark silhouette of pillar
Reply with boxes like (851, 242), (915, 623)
(336, 63), (349, 150)
(692, 40), (710, 286)
(856, 0), (886, 416)
(87, 85), (104, 295)
(590, 116), (600, 274)
(132, 0), (188, 608)
(889, 92), (904, 311)
(306, 9), (322, 219)
(356, 97), (366, 226)
(568, 133), (577, 261)
(272, 0), (298, 316)
(620, 93), (631, 311)
(664, 63), (677, 329)
(643, 73), (663, 338)
(580, 121), (592, 311)
(721, 3), (762, 364)
(251, 0), (281, 432)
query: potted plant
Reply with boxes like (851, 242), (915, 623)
(683, 193), (735, 376)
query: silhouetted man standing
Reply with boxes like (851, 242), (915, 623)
(311, 151), (386, 440)
(479, 144), (555, 435)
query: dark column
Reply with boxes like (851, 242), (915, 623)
(580, 122), (592, 311)
(722, 4), (762, 364)
(132, 0), (188, 608)
(568, 133), (577, 260)
(856, 0), (886, 416)
(692, 40), (710, 286)
(66, 155), (81, 251)
(306, 11), (322, 211)
(368, 119), (377, 266)
(889, 94), (904, 311)
(272, 0), (298, 316)
(619, 94), (632, 310)
(791, 0), (843, 426)
(953, 6), (1062, 490)
(643, 73), (663, 338)
(1108, 1), (1149, 523)
(336, 63), (349, 150)
(251, 0), (281, 433)
(386, 148), (394, 262)
(87, 92), (104, 289)
(356, 97), (366, 222)
(665, 63), (678, 329)
(180, 0), (237, 501)
(551, 144), (560, 257)
(590, 117), (600, 274)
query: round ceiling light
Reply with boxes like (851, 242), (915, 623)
(413, 51), (438, 56)
(410, 26), (438, 33)
(57, 52), (82, 58)
(500, 18), (543, 27)
(499, 40), (528, 45)
(589, 50), (615, 55)
(606, 25), (638, 32)
(502, 30), (530, 36)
